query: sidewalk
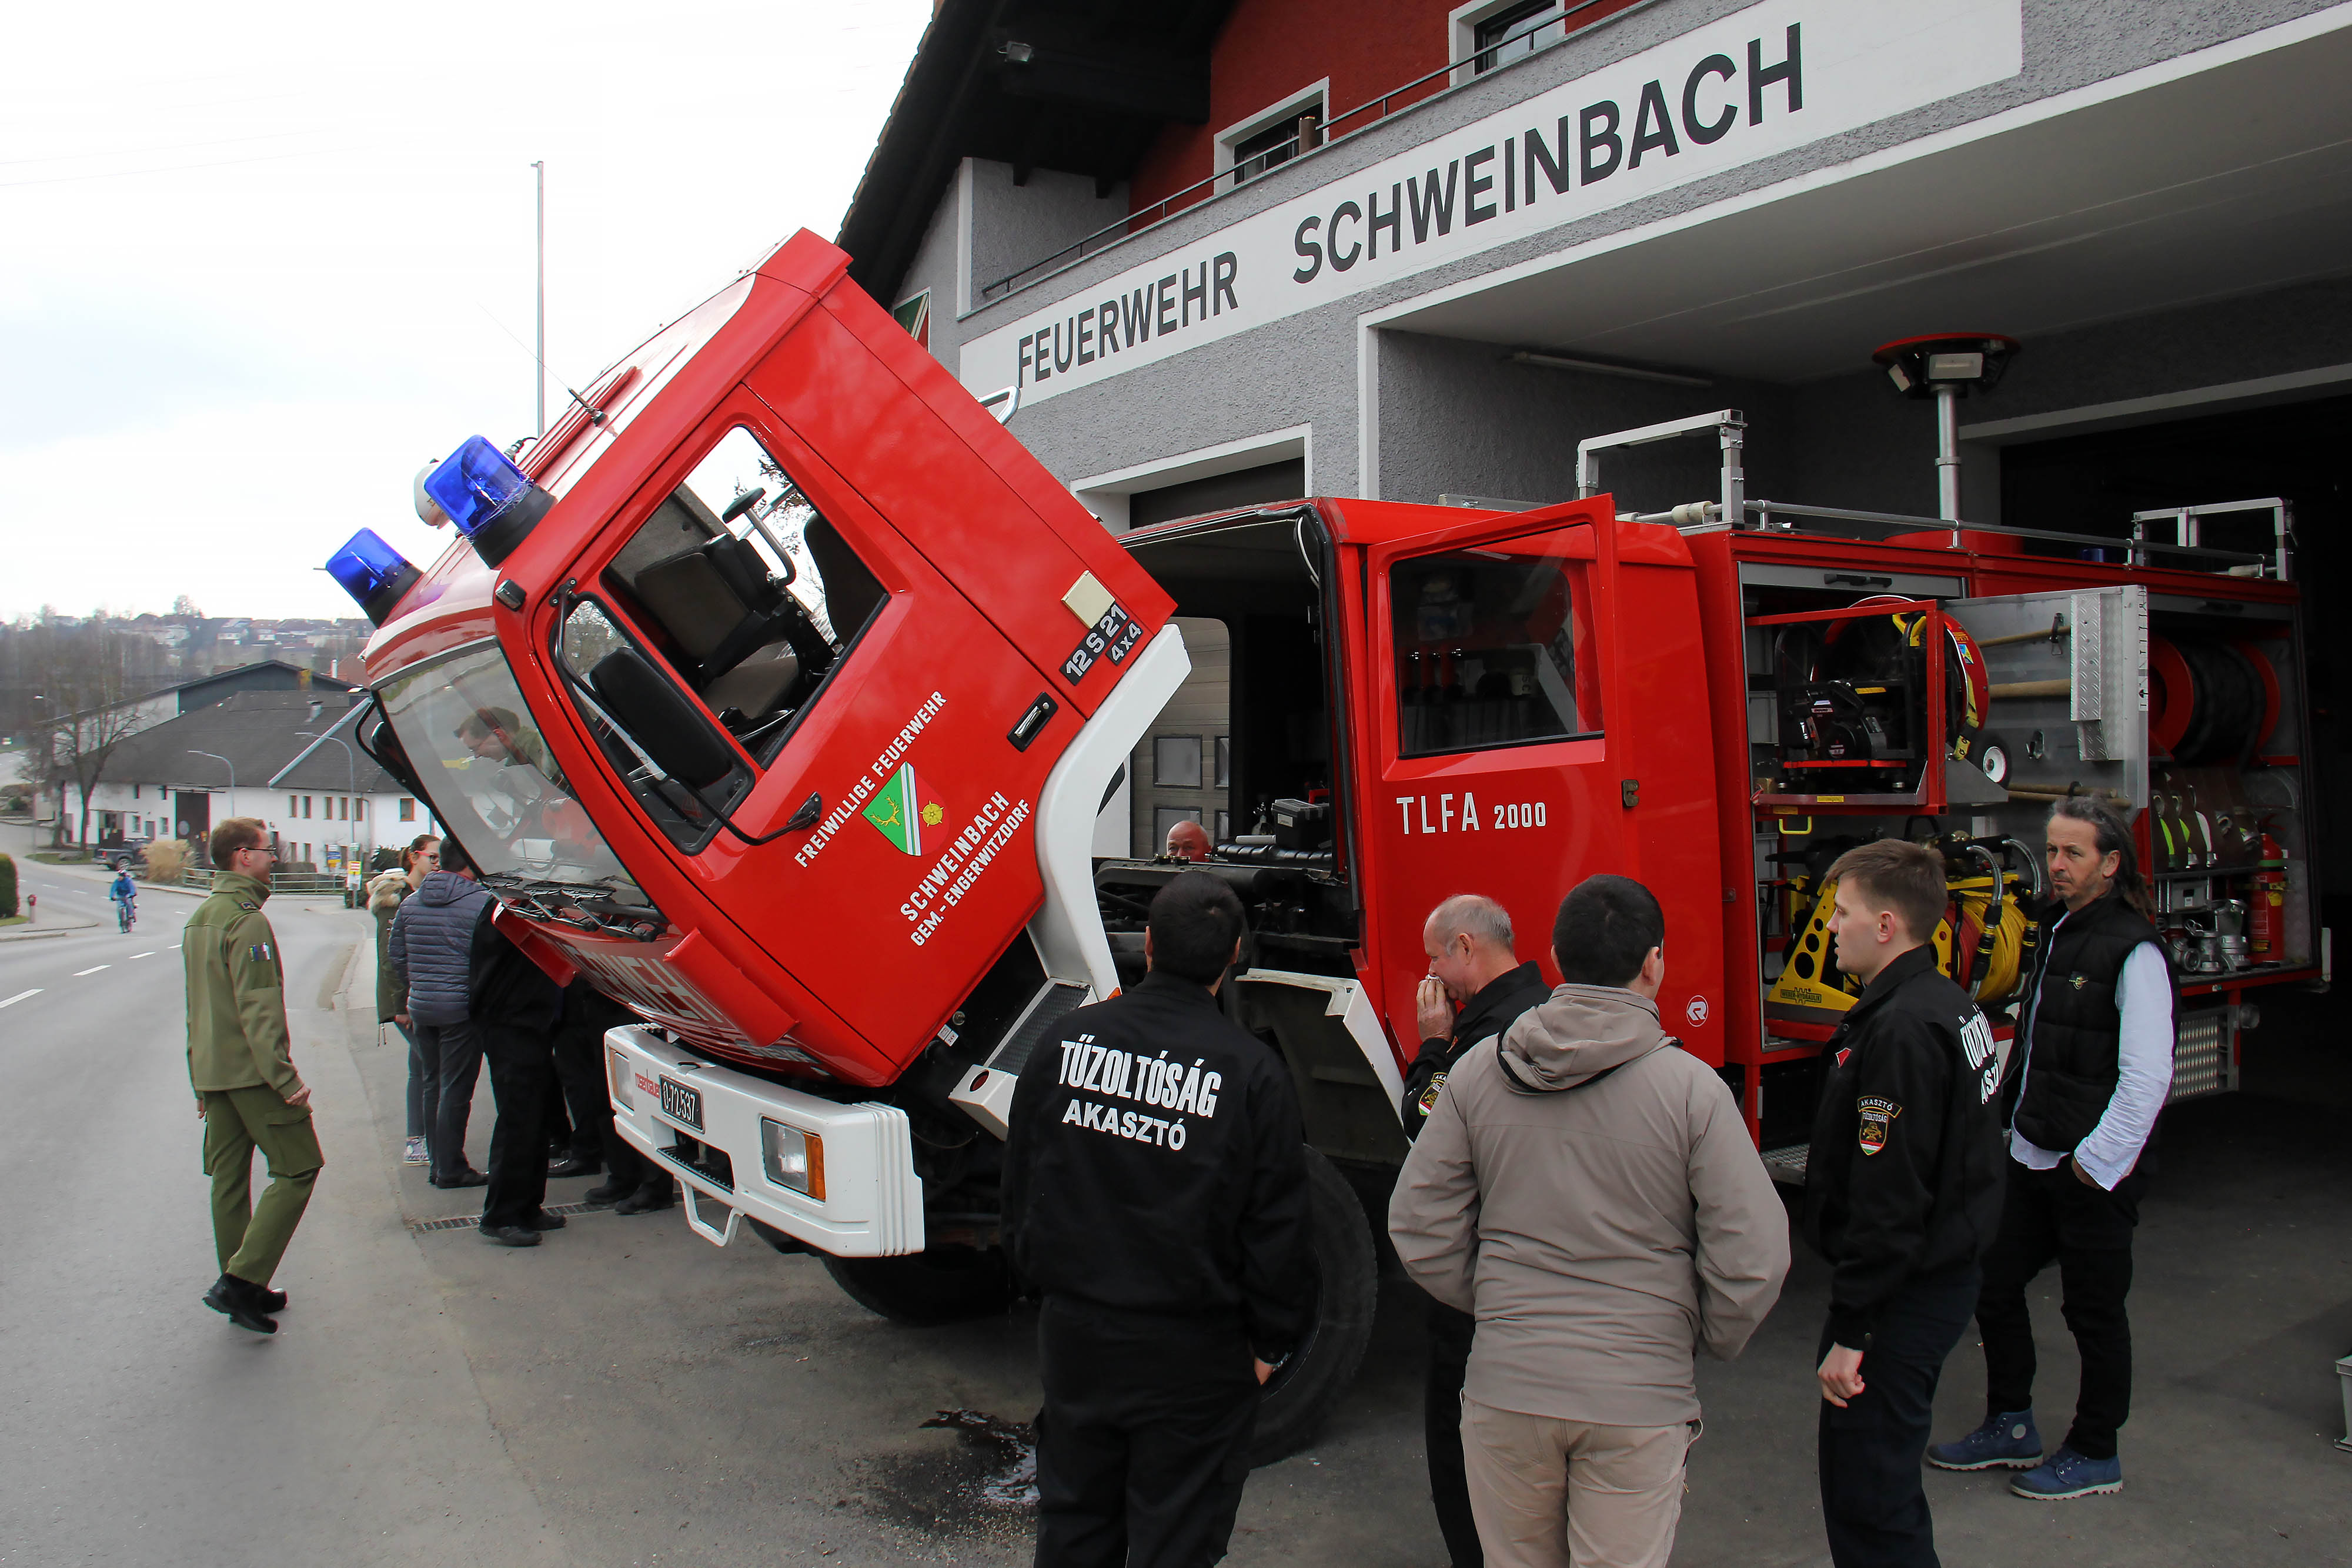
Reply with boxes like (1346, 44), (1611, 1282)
(0, 914), (101, 942)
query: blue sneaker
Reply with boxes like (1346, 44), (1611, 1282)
(2010, 1446), (2123, 1500)
(1927, 1409), (2042, 1470)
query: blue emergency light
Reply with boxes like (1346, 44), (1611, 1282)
(423, 435), (554, 567)
(325, 528), (423, 626)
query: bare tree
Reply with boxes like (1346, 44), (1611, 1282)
(24, 614), (153, 850)
(171, 593), (203, 618)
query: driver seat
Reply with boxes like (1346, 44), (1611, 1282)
(633, 536), (805, 720)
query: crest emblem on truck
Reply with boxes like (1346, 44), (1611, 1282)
(863, 763), (947, 856)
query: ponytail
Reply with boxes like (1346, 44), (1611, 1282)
(2047, 798), (2157, 923)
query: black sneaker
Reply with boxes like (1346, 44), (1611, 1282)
(614, 1182), (677, 1216)
(432, 1169), (489, 1189)
(202, 1274), (278, 1333)
(524, 1210), (568, 1231)
(546, 1157), (601, 1179)
(582, 1179), (633, 1206)
(255, 1283), (289, 1313)
(479, 1223), (543, 1247)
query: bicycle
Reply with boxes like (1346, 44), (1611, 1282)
(116, 897), (136, 934)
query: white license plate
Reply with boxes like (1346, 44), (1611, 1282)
(657, 1076), (704, 1132)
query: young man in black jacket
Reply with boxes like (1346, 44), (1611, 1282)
(1004, 871), (1313, 1568)
(1399, 892), (1552, 1568)
(1802, 840), (2006, 1568)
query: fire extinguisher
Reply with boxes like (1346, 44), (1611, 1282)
(2249, 828), (2287, 962)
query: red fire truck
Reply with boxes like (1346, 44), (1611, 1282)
(330, 230), (2321, 1457)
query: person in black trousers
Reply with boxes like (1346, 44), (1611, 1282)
(1003, 871), (1313, 1568)
(1400, 893), (1553, 1568)
(547, 978), (619, 1181)
(1929, 799), (2174, 1500)
(555, 978), (668, 1213)
(456, 851), (567, 1247)
(1800, 841), (2006, 1568)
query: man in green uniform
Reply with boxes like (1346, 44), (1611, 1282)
(185, 817), (322, 1334)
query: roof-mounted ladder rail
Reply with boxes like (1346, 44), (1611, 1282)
(1575, 409), (1746, 535)
(1574, 410), (2287, 578)
(2132, 499), (2294, 583)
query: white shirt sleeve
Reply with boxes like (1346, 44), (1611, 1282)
(2070, 942), (2174, 1189)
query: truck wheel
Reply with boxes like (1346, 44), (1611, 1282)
(1248, 1145), (1377, 1466)
(822, 1247), (1014, 1328)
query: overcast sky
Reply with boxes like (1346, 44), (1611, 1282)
(0, 0), (931, 623)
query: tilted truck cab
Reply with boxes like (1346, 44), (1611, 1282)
(345, 231), (2316, 1462)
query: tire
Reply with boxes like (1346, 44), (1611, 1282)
(822, 1246), (1015, 1327)
(1247, 1145), (1378, 1466)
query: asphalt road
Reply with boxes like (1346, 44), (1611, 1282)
(2, 823), (2346, 1567)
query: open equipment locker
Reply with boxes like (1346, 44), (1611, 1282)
(1579, 410), (2324, 1163)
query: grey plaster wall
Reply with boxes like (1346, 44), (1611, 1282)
(896, 0), (2347, 497)
(1014, 301), (1368, 493)
(967, 160), (1129, 320)
(893, 170), (965, 327)
(1374, 330), (1797, 511)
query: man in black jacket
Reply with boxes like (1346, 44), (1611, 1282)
(1802, 840), (2005, 1568)
(1004, 871), (1313, 1568)
(1400, 892), (1552, 1568)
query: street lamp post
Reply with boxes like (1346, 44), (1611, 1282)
(296, 730), (365, 866)
(532, 159), (546, 438)
(185, 751), (237, 860)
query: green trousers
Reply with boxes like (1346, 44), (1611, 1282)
(201, 1086), (324, 1286)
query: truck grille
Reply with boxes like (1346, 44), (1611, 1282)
(988, 982), (1091, 1077)
(657, 1133), (735, 1192)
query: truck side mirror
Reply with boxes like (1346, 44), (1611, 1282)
(589, 648), (739, 790)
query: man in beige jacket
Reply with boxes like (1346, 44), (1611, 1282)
(1389, 875), (1789, 1568)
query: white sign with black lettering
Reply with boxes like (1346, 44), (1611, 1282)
(960, 0), (2021, 407)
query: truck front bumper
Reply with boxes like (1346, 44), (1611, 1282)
(604, 1025), (925, 1257)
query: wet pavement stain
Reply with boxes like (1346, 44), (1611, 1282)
(861, 1407), (1038, 1542)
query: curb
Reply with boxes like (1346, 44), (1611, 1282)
(0, 926), (84, 943)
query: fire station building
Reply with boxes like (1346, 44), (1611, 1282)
(839, 0), (2352, 897)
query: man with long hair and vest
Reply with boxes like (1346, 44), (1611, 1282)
(1802, 839), (2006, 1568)
(1928, 798), (2174, 1500)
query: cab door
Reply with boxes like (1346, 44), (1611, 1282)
(1359, 500), (1726, 1066)
(541, 386), (1121, 1084)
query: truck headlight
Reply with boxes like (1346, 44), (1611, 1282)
(760, 1118), (826, 1200)
(607, 1045), (634, 1110)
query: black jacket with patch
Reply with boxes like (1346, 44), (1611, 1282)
(1002, 969), (1314, 1361)
(1799, 946), (2007, 1349)
(1401, 960), (1553, 1141)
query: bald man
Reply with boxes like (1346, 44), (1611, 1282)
(1164, 818), (1212, 862)
(1402, 893), (1552, 1568)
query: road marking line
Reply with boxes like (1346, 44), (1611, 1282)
(129, 951), (154, 959)
(72, 965), (109, 977)
(170, 944), (182, 950)
(0, 989), (39, 1009)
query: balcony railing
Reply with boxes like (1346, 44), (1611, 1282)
(975, 0), (1612, 305)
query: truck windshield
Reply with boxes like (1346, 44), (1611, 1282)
(377, 639), (639, 894)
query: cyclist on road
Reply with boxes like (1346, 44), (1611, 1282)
(111, 867), (138, 932)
